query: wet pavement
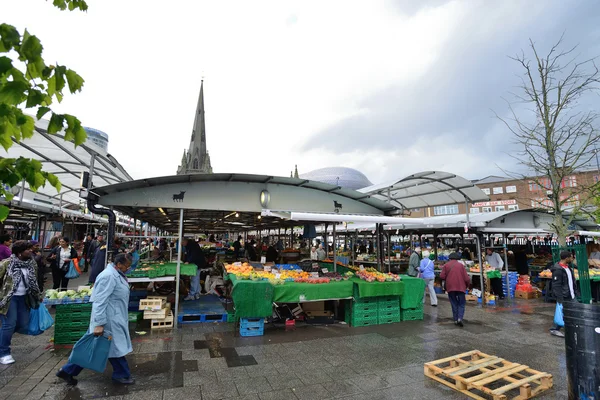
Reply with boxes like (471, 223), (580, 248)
(0, 295), (570, 400)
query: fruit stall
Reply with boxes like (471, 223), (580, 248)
(224, 262), (425, 334)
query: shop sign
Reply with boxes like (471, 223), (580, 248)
(472, 200), (517, 207)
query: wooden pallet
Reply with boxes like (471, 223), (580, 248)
(424, 350), (553, 400)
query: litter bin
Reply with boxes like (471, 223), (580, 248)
(563, 300), (600, 400)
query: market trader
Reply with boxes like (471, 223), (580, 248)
(183, 238), (208, 300)
(485, 248), (505, 299)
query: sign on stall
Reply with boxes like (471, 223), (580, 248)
(260, 256), (266, 264)
(321, 268), (329, 274)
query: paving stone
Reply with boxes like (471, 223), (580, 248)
(258, 389), (298, 400)
(201, 381), (240, 400)
(234, 376), (272, 395)
(265, 376), (302, 391)
(163, 385), (203, 400)
(347, 374), (391, 392)
(122, 390), (165, 400)
(321, 380), (363, 397)
(291, 383), (331, 400)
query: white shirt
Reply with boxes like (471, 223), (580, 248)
(485, 252), (504, 270)
(15, 268), (29, 296)
(60, 247), (71, 266)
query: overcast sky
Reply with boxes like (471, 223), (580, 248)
(4, 0), (600, 185)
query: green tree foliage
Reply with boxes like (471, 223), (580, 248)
(0, 0), (88, 221)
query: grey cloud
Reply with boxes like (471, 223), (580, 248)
(302, 1), (600, 180)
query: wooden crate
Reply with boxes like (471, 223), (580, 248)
(139, 298), (166, 311)
(151, 311), (174, 330)
(466, 294), (478, 302)
(424, 350), (553, 400)
(143, 303), (171, 319)
(514, 291), (538, 300)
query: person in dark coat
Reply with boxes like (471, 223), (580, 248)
(440, 252), (471, 327)
(514, 247), (529, 276)
(246, 240), (257, 262)
(48, 237), (77, 290)
(266, 244), (278, 263)
(233, 236), (243, 260)
(183, 238), (208, 300)
(89, 244), (107, 284)
(549, 250), (577, 338)
(82, 234), (92, 273)
(30, 241), (46, 292)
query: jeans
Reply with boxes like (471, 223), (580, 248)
(448, 291), (466, 322)
(423, 278), (438, 305)
(0, 295), (29, 357)
(61, 356), (131, 380)
(189, 269), (209, 296)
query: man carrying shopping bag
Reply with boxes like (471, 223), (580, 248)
(56, 253), (134, 385)
(549, 250), (577, 338)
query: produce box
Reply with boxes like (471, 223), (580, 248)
(151, 311), (174, 330)
(515, 290), (539, 299)
(139, 298), (165, 311)
(240, 318), (264, 337)
(305, 311), (335, 324)
(465, 294), (478, 301)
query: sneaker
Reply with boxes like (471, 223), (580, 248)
(195, 294), (201, 300)
(0, 355), (15, 365)
(183, 294), (196, 301)
(56, 369), (78, 385)
(550, 330), (565, 338)
(113, 376), (135, 385)
(432, 304), (438, 307)
(457, 320), (464, 327)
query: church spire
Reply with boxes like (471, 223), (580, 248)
(294, 165), (299, 179)
(178, 80), (213, 174)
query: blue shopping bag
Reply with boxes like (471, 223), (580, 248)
(38, 305), (54, 331)
(27, 308), (42, 336)
(65, 260), (80, 279)
(68, 333), (113, 373)
(554, 303), (564, 327)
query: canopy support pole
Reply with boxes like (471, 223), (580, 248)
(502, 233), (510, 299)
(332, 223), (337, 273)
(475, 233), (485, 306)
(174, 208), (184, 328)
(386, 230), (391, 273)
(352, 231), (357, 267)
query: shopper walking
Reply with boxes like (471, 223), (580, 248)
(407, 247), (421, 277)
(440, 252), (470, 327)
(87, 235), (104, 270)
(0, 241), (42, 364)
(89, 242), (108, 284)
(420, 252), (438, 306)
(48, 237), (77, 290)
(82, 234), (93, 273)
(30, 241), (46, 292)
(0, 234), (12, 261)
(485, 248), (505, 299)
(183, 238), (208, 300)
(549, 250), (577, 338)
(56, 253), (134, 385)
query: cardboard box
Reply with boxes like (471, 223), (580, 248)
(305, 311), (334, 324)
(465, 294), (478, 302)
(302, 301), (325, 312)
(515, 290), (538, 299)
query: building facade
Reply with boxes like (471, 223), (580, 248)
(83, 127), (109, 151)
(177, 80), (213, 175)
(407, 170), (599, 218)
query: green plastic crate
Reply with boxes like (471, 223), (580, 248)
(56, 303), (92, 311)
(55, 320), (89, 331)
(400, 308), (424, 321)
(351, 302), (378, 314)
(54, 331), (86, 345)
(227, 312), (236, 323)
(54, 311), (91, 323)
(128, 311), (143, 322)
(378, 312), (401, 324)
(347, 313), (378, 327)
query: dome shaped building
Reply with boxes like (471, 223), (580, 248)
(300, 167), (373, 190)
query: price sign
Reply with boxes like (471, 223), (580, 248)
(312, 263), (319, 269)
(275, 273), (281, 279)
(233, 262), (242, 266)
(264, 266), (272, 272)
(321, 268), (329, 274)
(260, 256), (266, 264)
(359, 265), (365, 270)
(310, 272), (319, 278)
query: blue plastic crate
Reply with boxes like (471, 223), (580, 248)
(240, 318), (264, 337)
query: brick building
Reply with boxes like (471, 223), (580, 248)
(408, 170), (599, 218)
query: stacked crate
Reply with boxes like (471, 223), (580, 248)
(377, 295), (401, 324)
(502, 272), (518, 298)
(239, 318), (264, 337)
(345, 296), (378, 327)
(54, 303), (92, 344)
(400, 301), (424, 321)
(139, 296), (173, 330)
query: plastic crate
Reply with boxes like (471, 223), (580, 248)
(347, 313), (379, 327)
(128, 311), (143, 322)
(377, 299), (400, 313)
(54, 331), (86, 345)
(240, 318), (264, 337)
(351, 302), (378, 314)
(54, 311), (91, 322)
(227, 312), (236, 323)
(400, 308), (424, 321)
(378, 311), (401, 324)
(56, 303), (92, 311)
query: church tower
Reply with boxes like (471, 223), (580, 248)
(177, 80), (213, 175)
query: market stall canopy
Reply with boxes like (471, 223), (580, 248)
(286, 211), (424, 225)
(358, 171), (489, 209)
(92, 173), (403, 232)
(3, 118), (132, 211)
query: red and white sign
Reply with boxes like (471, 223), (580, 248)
(472, 199), (517, 207)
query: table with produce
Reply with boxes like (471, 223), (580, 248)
(224, 262), (417, 320)
(126, 261), (198, 279)
(43, 288), (95, 345)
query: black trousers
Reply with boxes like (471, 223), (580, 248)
(52, 267), (69, 290)
(490, 277), (504, 298)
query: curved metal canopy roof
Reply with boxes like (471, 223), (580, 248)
(359, 171), (489, 209)
(3, 118), (133, 211)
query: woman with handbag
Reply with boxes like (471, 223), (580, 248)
(48, 237), (77, 290)
(56, 253), (134, 386)
(0, 241), (42, 365)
